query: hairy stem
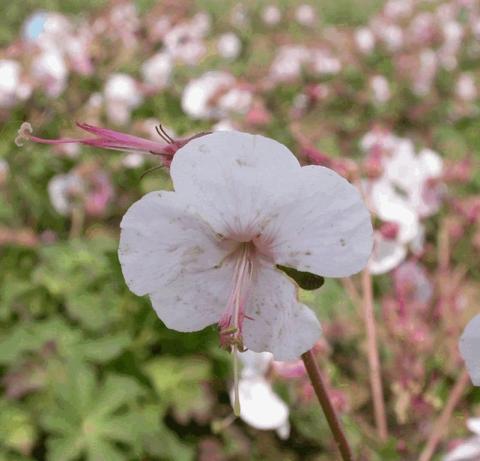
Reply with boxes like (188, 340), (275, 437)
(419, 369), (470, 461)
(301, 349), (353, 461)
(361, 268), (388, 441)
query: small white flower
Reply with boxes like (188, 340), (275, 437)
(456, 74), (477, 102)
(181, 71), (236, 119)
(119, 131), (373, 361)
(444, 418), (480, 461)
(460, 315), (480, 386)
(31, 51), (68, 97)
(354, 27), (375, 54)
(217, 33), (242, 60)
(0, 60), (27, 108)
(141, 53), (172, 88)
(262, 5), (282, 26)
(370, 75), (391, 104)
(230, 350), (290, 438)
(369, 232), (407, 275)
(270, 46), (310, 82)
(104, 73), (142, 125)
(48, 172), (84, 216)
(295, 4), (316, 26)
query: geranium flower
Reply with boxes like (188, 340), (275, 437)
(118, 130), (372, 403)
(460, 315), (480, 386)
(231, 350), (290, 439)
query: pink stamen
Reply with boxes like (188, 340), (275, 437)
(16, 122), (210, 168)
(219, 244), (254, 350)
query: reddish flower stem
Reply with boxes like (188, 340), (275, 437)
(361, 268), (388, 441)
(419, 369), (470, 461)
(301, 349), (353, 461)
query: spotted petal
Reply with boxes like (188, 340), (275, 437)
(265, 165), (373, 277)
(119, 191), (229, 297)
(170, 131), (300, 239)
(242, 263), (321, 361)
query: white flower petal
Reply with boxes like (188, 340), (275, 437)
(233, 376), (289, 431)
(368, 178), (419, 243)
(443, 437), (480, 461)
(238, 350), (273, 379)
(119, 191), (228, 296)
(369, 233), (407, 275)
(459, 315), (480, 386)
(418, 148), (443, 179)
(467, 418), (480, 436)
(243, 264), (321, 361)
(265, 165), (373, 277)
(149, 259), (235, 332)
(170, 131), (300, 238)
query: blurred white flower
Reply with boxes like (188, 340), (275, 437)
(270, 46), (309, 82)
(141, 53), (172, 88)
(0, 159), (9, 186)
(370, 75), (391, 104)
(212, 119), (236, 131)
(0, 60), (30, 108)
(363, 133), (444, 274)
(295, 4), (316, 26)
(444, 418), (480, 461)
(48, 172), (84, 216)
(456, 74), (477, 101)
(354, 27), (375, 54)
(384, 0), (413, 19)
(218, 87), (252, 114)
(164, 13), (209, 66)
(369, 232), (407, 275)
(262, 5), (282, 26)
(31, 50), (68, 97)
(377, 23), (404, 51)
(232, 350), (290, 438)
(104, 73), (142, 125)
(310, 50), (341, 76)
(119, 131), (372, 362)
(182, 71), (233, 119)
(217, 33), (242, 60)
(460, 315), (480, 386)
(413, 50), (437, 96)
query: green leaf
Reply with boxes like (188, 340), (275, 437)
(0, 402), (37, 455)
(276, 265), (325, 290)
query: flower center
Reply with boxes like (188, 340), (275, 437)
(218, 242), (254, 350)
(218, 242), (255, 417)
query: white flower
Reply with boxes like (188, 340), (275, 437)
(119, 131), (373, 361)
(141, 53), (172, 88)
(181, 71), (236, 120)
(295, 4), (316, 26)
(217, 33), (242, 60)
(31, 50), (68, 97)
(456, 74), (477, 102)
(369, 232), (407, 275)
(363, 134), (444, 274)
(370, 75), (391, 104)
(460, 315), (480, 386)
(0, 60), (26, 108)
(163, 13), (209, 66)
(269, 46), (310, 82)
(444, 418), (480, 461)
(232, 351), (290, 438)
(354, 27), (375, 54)
(48, 172), (84, 216)
(104, 73), (142, 125)
(262, 5), (282, 26)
